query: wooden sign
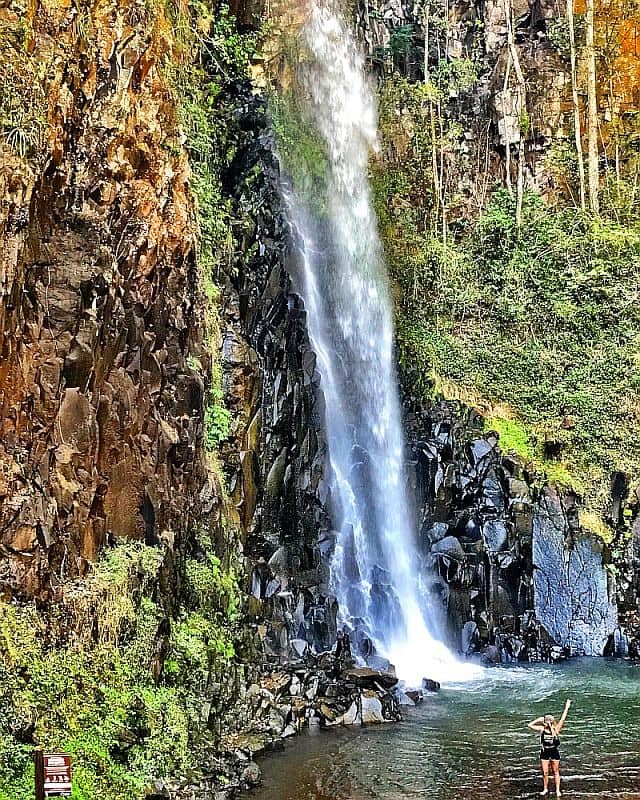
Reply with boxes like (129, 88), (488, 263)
(34, 750), (72, 799)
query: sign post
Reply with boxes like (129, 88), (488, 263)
(34, 750), (72, 799)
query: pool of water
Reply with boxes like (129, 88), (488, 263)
(251, 659), (640, 800)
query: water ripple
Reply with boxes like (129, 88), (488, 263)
(253, 661), (640, 800)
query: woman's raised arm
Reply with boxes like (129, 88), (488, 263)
(527, 716), (545, 732)
(556, 699), (572, 732)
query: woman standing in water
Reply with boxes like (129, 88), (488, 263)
(527, 699), (572, 797)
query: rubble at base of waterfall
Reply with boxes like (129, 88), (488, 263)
(247, 655), (436, 759)
(152, 653), (440, 799)
(461, 613), (570, 666)
(241, 649), (442, 744)
(148, 651), (444, 800)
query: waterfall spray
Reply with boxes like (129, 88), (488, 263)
(281, 0), (479, 685)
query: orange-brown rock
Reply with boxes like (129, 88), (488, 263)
(0, 0), (207, 599)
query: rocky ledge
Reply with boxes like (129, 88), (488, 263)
(151, 649), (442, 800)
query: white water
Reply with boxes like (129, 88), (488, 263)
(282, 0), (479, 685)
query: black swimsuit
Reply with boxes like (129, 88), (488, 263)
(540, 729), (560, 761)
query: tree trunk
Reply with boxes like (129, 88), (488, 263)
(430, 101), (441, 230)
(567, 0), (586, 212)
(503, 0), (527, 227)
(423, 0), (430, 83)
(586, 0), (600, 215)
(503, 50), (513, 196)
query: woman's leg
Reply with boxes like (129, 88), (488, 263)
(551, 760), (561, 796)
(540, 759), (550, 795)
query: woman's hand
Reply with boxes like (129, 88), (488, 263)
(565, 699), (572, 708)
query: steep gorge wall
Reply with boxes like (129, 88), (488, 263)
(215, 85), (336, 661)
(351, 0), (640, 660)
(1, 8), (639, 794)
(0, 0), (208, 600)
(229, 0), (640, 665)
(404, 397), (624, 659)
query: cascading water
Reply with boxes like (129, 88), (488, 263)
(281, 0), (478, 685)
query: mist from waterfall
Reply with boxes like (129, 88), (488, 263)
(281, 0), (478, 685)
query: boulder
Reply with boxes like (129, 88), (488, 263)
(239, 762), (261, 787)
(461, 620), (480, 655)
(425, 522), (449, 543)
(431, 536), (465, 560)
(481, 644), (501, 664)
(342, 667), (398, 689)
(290, 638), (309, 659)
(482, 520), (508, 553)
(360, 691), (386, 724)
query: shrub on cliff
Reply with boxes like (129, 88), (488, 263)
(0, 541), (242, 800)
(385, 188), (640, 518)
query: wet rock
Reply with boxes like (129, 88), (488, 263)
(145, 782), (170, 800)
(360, 692), (386, 724)
(265, 449), (288, 499)
(262, 672), (291, 695)
(462, 621), (480, 655)
(342, 667), (398, 689)
(338, 700), (361, 726)
(481, 644), (501, 664)
(421, 678), (441, 692)
(425, 522), (449, 544)
(482, 520), (508, 553)
(431, 536), (465, 560)
(396, 689), (416, 706)
(304, 675), (319, 700)
(364, 654), (392, 672)
(239, 761), (261, 787)
(289, 638), (309, 659)
(534, 489), (617, 656)
(471, 439), (494, 464)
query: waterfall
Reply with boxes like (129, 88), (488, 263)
(281, 0), (478, 685)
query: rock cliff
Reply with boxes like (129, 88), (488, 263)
(404, 398), (624, 660)
(1, 0), (640, 794)
(214, 84), (336, 660)
(0, 0), (207, 600)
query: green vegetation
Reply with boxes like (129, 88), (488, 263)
(381, 178), (640, 515)
(0, 3), (258, 798)
(165, 1), (259, 454)
(270, 89), (329, 214)
(0, 540), (243, 799)
(371, 11), (640, 529)
(483, 414), (533, 462)
(0, 5), (47, 161)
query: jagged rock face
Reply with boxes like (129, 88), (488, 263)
(405, 400), (619, 659)
(534, 488), (617, 656)
(215, 87), (335, 660)
(406, 401), (537, 654)
(356, 0), (572, 204)
(0, 0), (207, 599)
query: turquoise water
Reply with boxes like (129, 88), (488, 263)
(252, 660), (640, 800)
